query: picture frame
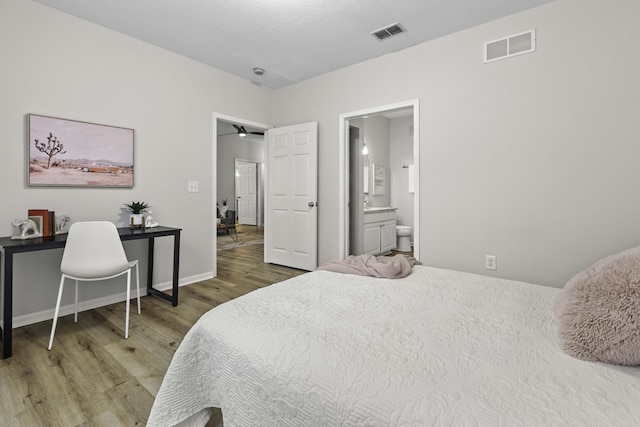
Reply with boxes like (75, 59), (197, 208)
(27, 114), (134, 187)
(372, 163), (385, 195)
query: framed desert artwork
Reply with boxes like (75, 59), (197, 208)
(27, 114), (134, 187)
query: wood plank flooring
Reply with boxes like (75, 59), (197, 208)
(0, 227), (304, 427)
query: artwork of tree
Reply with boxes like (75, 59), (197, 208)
(34, 132), (67, 169)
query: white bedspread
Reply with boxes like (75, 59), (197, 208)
(148, 266), (640, 426)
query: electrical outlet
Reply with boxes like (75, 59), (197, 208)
(187, 181), (199, 193)
(485, 255), (497, 270)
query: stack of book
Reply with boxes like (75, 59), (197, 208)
(28, 209), (56, 237)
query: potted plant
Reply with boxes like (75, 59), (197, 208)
(124, 201), (150, 227)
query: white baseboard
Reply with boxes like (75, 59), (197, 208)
(12, 271), (214, 328)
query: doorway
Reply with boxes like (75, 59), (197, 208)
(338, 99), (420, 260)
(213, 113), (269, 277)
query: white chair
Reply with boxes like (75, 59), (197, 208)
(48, 221), (140, 350)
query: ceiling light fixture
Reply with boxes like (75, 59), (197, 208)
(253, 67), (265, 76)
(223, 124), (264, 138)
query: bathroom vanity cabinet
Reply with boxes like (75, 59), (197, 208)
(363, 209), (397, 255)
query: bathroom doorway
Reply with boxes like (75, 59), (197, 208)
(339, 99), (420, 260)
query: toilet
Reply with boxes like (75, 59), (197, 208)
(396, 225), (413, 252)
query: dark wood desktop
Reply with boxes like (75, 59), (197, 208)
(0, 225), (181, 359)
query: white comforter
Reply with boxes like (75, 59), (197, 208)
(148, 266), (640, 426)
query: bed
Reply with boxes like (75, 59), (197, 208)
(148, 264), (640, 426)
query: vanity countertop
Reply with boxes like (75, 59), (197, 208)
(363, 207), (397, 213)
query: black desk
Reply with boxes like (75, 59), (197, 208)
(0, 225), (181, 359)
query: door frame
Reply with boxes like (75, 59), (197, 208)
(213, 112), (270, 277)
(338, 99), (420, 260)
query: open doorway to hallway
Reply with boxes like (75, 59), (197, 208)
(213, 113), (269, 277)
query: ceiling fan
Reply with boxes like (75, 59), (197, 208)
(220, 124), (265, 137)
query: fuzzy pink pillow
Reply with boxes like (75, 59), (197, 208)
(554, 246), (640, 365)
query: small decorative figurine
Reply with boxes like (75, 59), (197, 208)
(145, 210), (159, 228)
(11, 218), (42, 240)
(55, 215), (70, 234)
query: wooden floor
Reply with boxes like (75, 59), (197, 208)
(216, 224), (264, 251)
(0, 228), (304, 427)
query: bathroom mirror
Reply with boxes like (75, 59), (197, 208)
(372, 163), (385, 195)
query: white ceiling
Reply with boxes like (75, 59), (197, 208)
(33, 0), (554, 89)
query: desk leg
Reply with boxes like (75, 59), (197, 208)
(145, 231), (180, 307)
(172, 232), (180, 307)
(1, 251), (13, 359)
(147, 237), (155, 293)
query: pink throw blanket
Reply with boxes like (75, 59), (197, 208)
(317, 254), (418, 279)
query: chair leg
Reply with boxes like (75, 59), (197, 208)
(48, 275), (66, 350)
(74, 279), (79, 323)
(135, 262), (141, 315)
(125, 269), (131, 339)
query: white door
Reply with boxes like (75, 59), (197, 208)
(265, 122), (318, 271)
(235, 160), (257, 225)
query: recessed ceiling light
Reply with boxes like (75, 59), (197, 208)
(253, 67), (265, 76)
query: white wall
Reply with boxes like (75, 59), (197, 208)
(274, 0), (640, 287)
(0, 0), (273, 324)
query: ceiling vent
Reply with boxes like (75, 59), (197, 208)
(484, 29), (536, 63)
(372, 23), (405, 41)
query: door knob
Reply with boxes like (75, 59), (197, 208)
(308, 202), (316, 207)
